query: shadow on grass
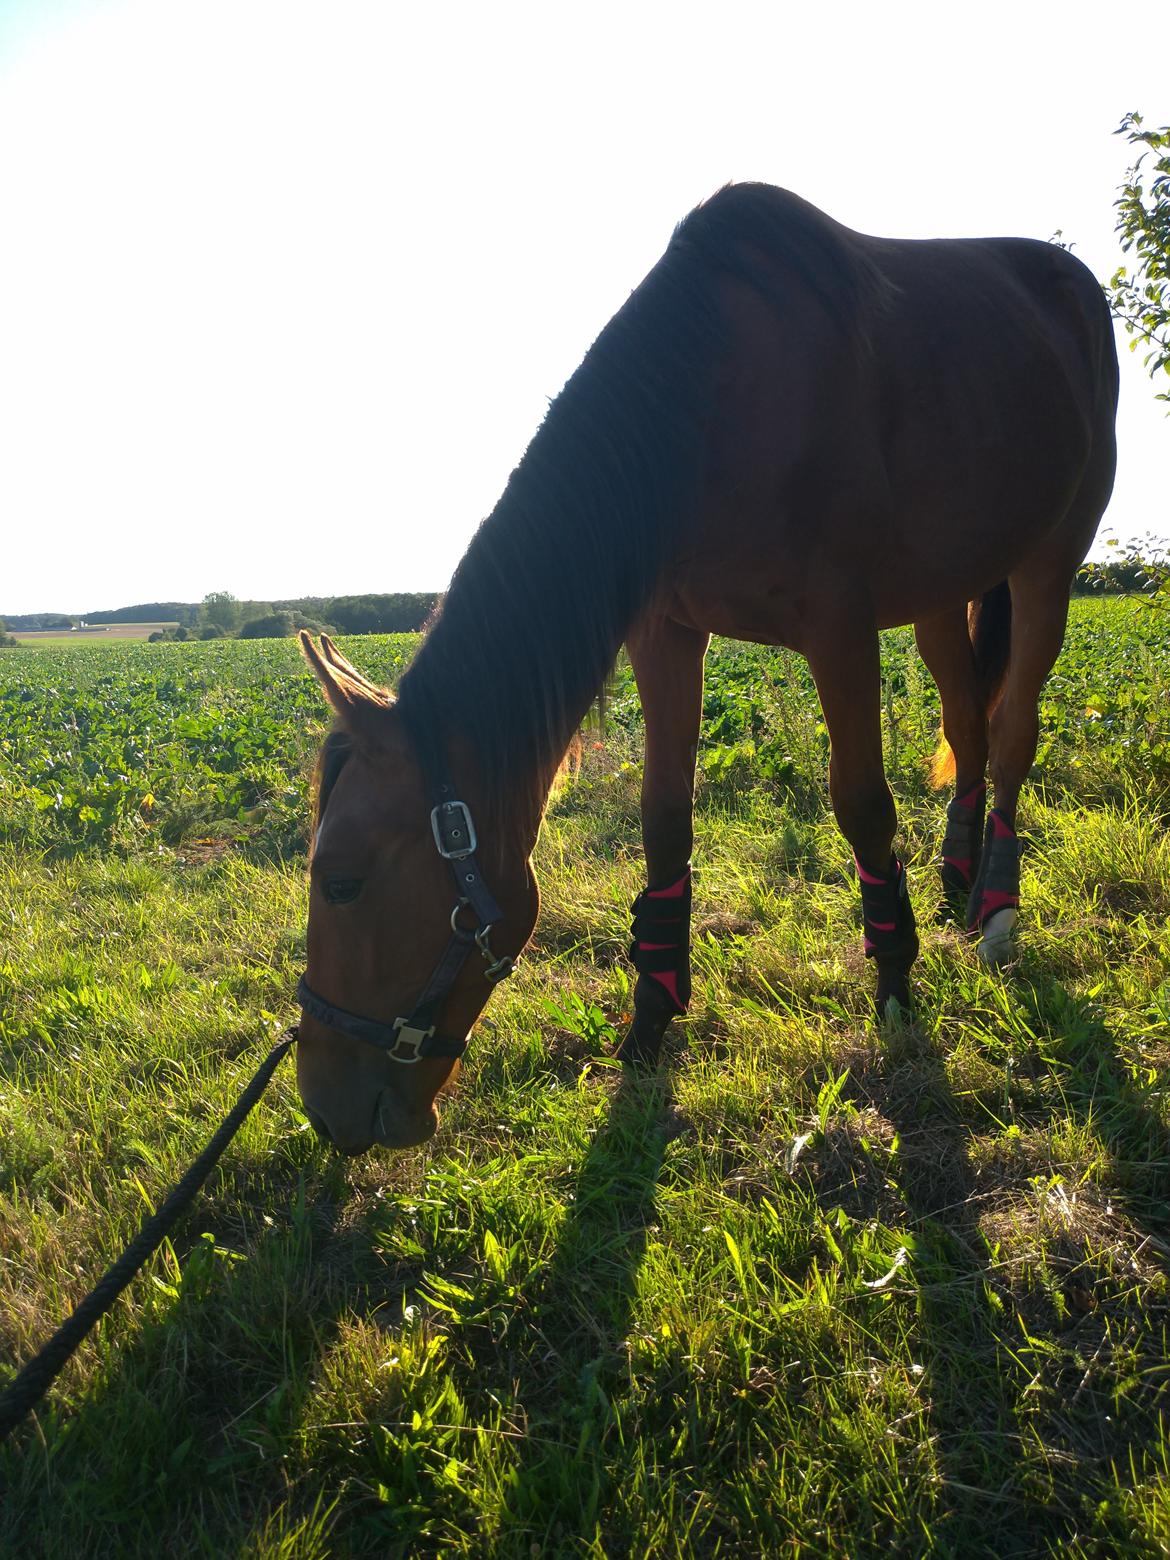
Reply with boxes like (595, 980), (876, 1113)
(483, 1067), (674, 1554)
(848, 1020), (1038, 1558)
(0, 1147), (360, 1556)
(1, 1061), (675, 1558)
(840, 983), (1170, 1559)
(1015, 970), (1170, 1235)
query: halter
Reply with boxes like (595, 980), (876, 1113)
(297, 770), (515, 1065)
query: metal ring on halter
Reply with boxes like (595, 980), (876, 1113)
(449, 898), (478, 937)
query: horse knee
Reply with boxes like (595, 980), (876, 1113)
(829, 774), (896, 865)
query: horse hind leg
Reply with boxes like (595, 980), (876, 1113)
(970, 438), (1114, 967)
(915, 602), (999, 922)
(618, 616), (708, 1067)
(972, 566), (1075, 966)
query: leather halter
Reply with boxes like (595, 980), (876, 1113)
(297, 771), (515, 1065)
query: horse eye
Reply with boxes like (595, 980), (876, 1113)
(323, 877), (363, 905)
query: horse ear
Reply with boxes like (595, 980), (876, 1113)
(299, 633), (395, 747)
(318, 634), (388, 701)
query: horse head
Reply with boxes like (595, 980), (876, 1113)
(296, 634), (539, 1152)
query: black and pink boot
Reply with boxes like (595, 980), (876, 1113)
(966, 810), (1020, 967)
(937, 780), (986, 922)
(856, 854), (919, 1017)
(617, 868), (691, 1067)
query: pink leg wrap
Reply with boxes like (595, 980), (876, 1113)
(630, 868), (692, 1013)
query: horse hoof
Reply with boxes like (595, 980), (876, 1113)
(874, 974), (914, 1024)
(977, 907), (1017, 967)
(616, 1018), (668, 1069)
(876, 992), (914, 1026)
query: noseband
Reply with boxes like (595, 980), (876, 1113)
(297, 770), (515, 1066)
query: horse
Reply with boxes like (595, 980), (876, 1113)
(294, 183), (1118, 1153)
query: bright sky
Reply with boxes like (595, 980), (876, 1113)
(0, 0), (1166, 615)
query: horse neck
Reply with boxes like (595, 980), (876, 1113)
(399, 551), (623, 861)
(395, 224), (723, 834)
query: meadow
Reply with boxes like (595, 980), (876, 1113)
(0, 599), (1167, 1557)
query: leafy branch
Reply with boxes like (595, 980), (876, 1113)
(1108, 111), (1170, 405)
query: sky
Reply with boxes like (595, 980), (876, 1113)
(0, 0), (1166, 616)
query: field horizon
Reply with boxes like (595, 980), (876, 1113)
(9, 623), (179, 646)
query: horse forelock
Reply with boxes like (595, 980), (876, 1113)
(311, 727), (355, 848)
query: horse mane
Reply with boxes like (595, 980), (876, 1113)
(384, 185), (881, 817)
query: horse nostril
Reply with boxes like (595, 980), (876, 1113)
(306, 1108), (333, 1143)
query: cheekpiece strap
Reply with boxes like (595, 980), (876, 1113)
(296, 975), (468, 1061)
(297, 743), (516, 1065)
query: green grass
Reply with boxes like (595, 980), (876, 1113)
(1, 602), (1168, 1557)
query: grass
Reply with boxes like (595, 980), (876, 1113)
(0, 603), (1168, 1557)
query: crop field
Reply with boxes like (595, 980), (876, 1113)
(0, 598), (1168, 1557)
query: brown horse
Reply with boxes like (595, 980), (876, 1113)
(295, 184), (1118, 1153)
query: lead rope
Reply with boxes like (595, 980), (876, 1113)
(0, 1029), (297, 1447)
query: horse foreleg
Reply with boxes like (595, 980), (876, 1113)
(618, 616), (708, 1066)
(915, 608), (989, 921)
(809, 620), (918, 1017)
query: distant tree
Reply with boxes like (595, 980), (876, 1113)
(239, 610), (332, 639)
(1109, 112), (1170, 407)
(0, 612), (73, 630)
(238, 611), (296, 639)
(198, 624), (226, 640)
(201, 591), (242, 632)
(1075, 534), (1170, 600)
(0, 628), (18, 648)
(86, 601), (198, 626)
(319, 592), (438, 633)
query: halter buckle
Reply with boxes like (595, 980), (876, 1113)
(431, 800), (477, 861)
(390, 1016), (434, 1064)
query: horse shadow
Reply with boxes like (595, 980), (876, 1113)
(0, 1146), (367, 1553)
(1, 1061), (674, 1556)
(473, 1067), (676, 1554)
(827, 956), (1170, 1558)
(1012, 966), (1169, 1235)
(839, 1018), (1035, 1558)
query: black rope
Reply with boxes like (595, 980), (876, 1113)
(0, 1030), (297, 1447)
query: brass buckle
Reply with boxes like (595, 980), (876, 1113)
(431, 800), (477, 861)
(390, 1016), (435, 1064)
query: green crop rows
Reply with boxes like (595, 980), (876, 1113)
(2, 599), (1167, 859)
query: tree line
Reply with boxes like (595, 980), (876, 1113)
(0, 593), (439, 638)
(147, 592), (440, 641)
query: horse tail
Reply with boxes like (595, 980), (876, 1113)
(928, 581), (1012, 789)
